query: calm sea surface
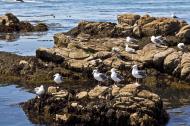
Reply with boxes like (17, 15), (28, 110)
(0, 0), (190, 125)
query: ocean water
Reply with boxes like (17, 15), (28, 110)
(0, 85), (35, 126)
(0, 0), (190, 125)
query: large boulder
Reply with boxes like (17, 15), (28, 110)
(181, 53), (190, 80)
(21, 84), (169, 126)
(66, 21), (133, 38)
(0, 13), (48, 33)
(176, 25), (190, 43)
(142, 18), (182, 36)
(164, 51), (183, 74)
(136, 14), (156, 26)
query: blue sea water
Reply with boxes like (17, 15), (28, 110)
(0, 0), (190, 125)
(0, 85), (35, 126)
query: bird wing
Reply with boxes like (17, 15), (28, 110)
(131, 38), (138, 42)
(34, 87), (39, 92)
(115, 72), (124, 81)
(137, 70), (146, 77)
(155, 36), (162, 39)
(155, 38), (165, 45)
(99, 73), (108, 80)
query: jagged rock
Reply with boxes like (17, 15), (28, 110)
(54, 33), (72, 47)
(117, 13), (141, 26)
(142, 18), (182, 36)
(176, 25), (190, 43)
(0, 13), (48, 33)
(19, 21), (34, 32)
(76, 91), (88, 99)
(36, 48), (68, 63)
(133, 25), (142, 37)
(88, 85), (108, 98)
(34, 23), (48, 31)
(181, 53), (190, 80)
(111, 85), (120, 96)
(164, 51), (182, 74)
(22, 84), (168, 126)
(119, 84), (141, 96)
(153, 48), (175, 68)
(136, 14), (156, 26)
(47, 86), (58, 94)
(56, 114), (71, 122)
(68, 49), (90, 59)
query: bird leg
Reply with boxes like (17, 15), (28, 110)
(135, 78), (138, 84)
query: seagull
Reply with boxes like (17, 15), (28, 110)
(177, 43), (187, 51)
(126, 36), (138, 44)
(53, 73), (64, 84)
(92, 69), (108, 85)
(151, 36), (166, 46)
(125, 44), (135, 53)
(34, 85), (45, 98)
(112, 47), (120, 54)
(132, 65), (146, 85)
(171, 12), (178, 18)
(111, 68), (124, 84)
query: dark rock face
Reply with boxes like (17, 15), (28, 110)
(21, 84), (169, 126)
(0, 51), (82, 85)
(0, 13), (48, 33)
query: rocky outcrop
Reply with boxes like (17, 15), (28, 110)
(65, 21), (133, 38)
(0, 51), (83, 85)
(176, 25), (190, 43)
(131, 43), (190, 81)
(0, 13), (48, 33)
(35, 13), (190, 80)
(21, 84), (168, 126)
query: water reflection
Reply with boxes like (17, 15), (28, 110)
(0, 84), (35, 126)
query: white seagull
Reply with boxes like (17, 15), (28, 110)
(53, 73), (64, 84)
(151, 36), (166, 46)
(171, 12), (178, 18)
(177, 43), (187, 51)
(132, 65), (146, 85)
(126, 36), (138, 44)
(34, 85), (45, 97)
(92, 69), (108, 85)
(111, 68), (124, 84)
(125, 44), (135, 53)
(112, 47), (120, 54)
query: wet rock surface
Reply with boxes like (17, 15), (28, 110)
(21, 84), (168, 126)
(0, 51), (83, 85)
(0, 13), (48, 33)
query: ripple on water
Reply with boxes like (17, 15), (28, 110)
(167, 106), (190, 126)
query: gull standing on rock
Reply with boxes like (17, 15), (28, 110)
(132, 65), (146, 85)
(125, 44), (135, 53)
(111, 68), (124, 85)
(92, 69), (108, 85)
(151, 36), (166, 46)
(126, 36), (139, 44)
(171, 12), (178, 18)
(34, 85), (45, 98)
(177, 43), (187, 51)
(53, 73), (64, 84)
(125, 44), (136, 60)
